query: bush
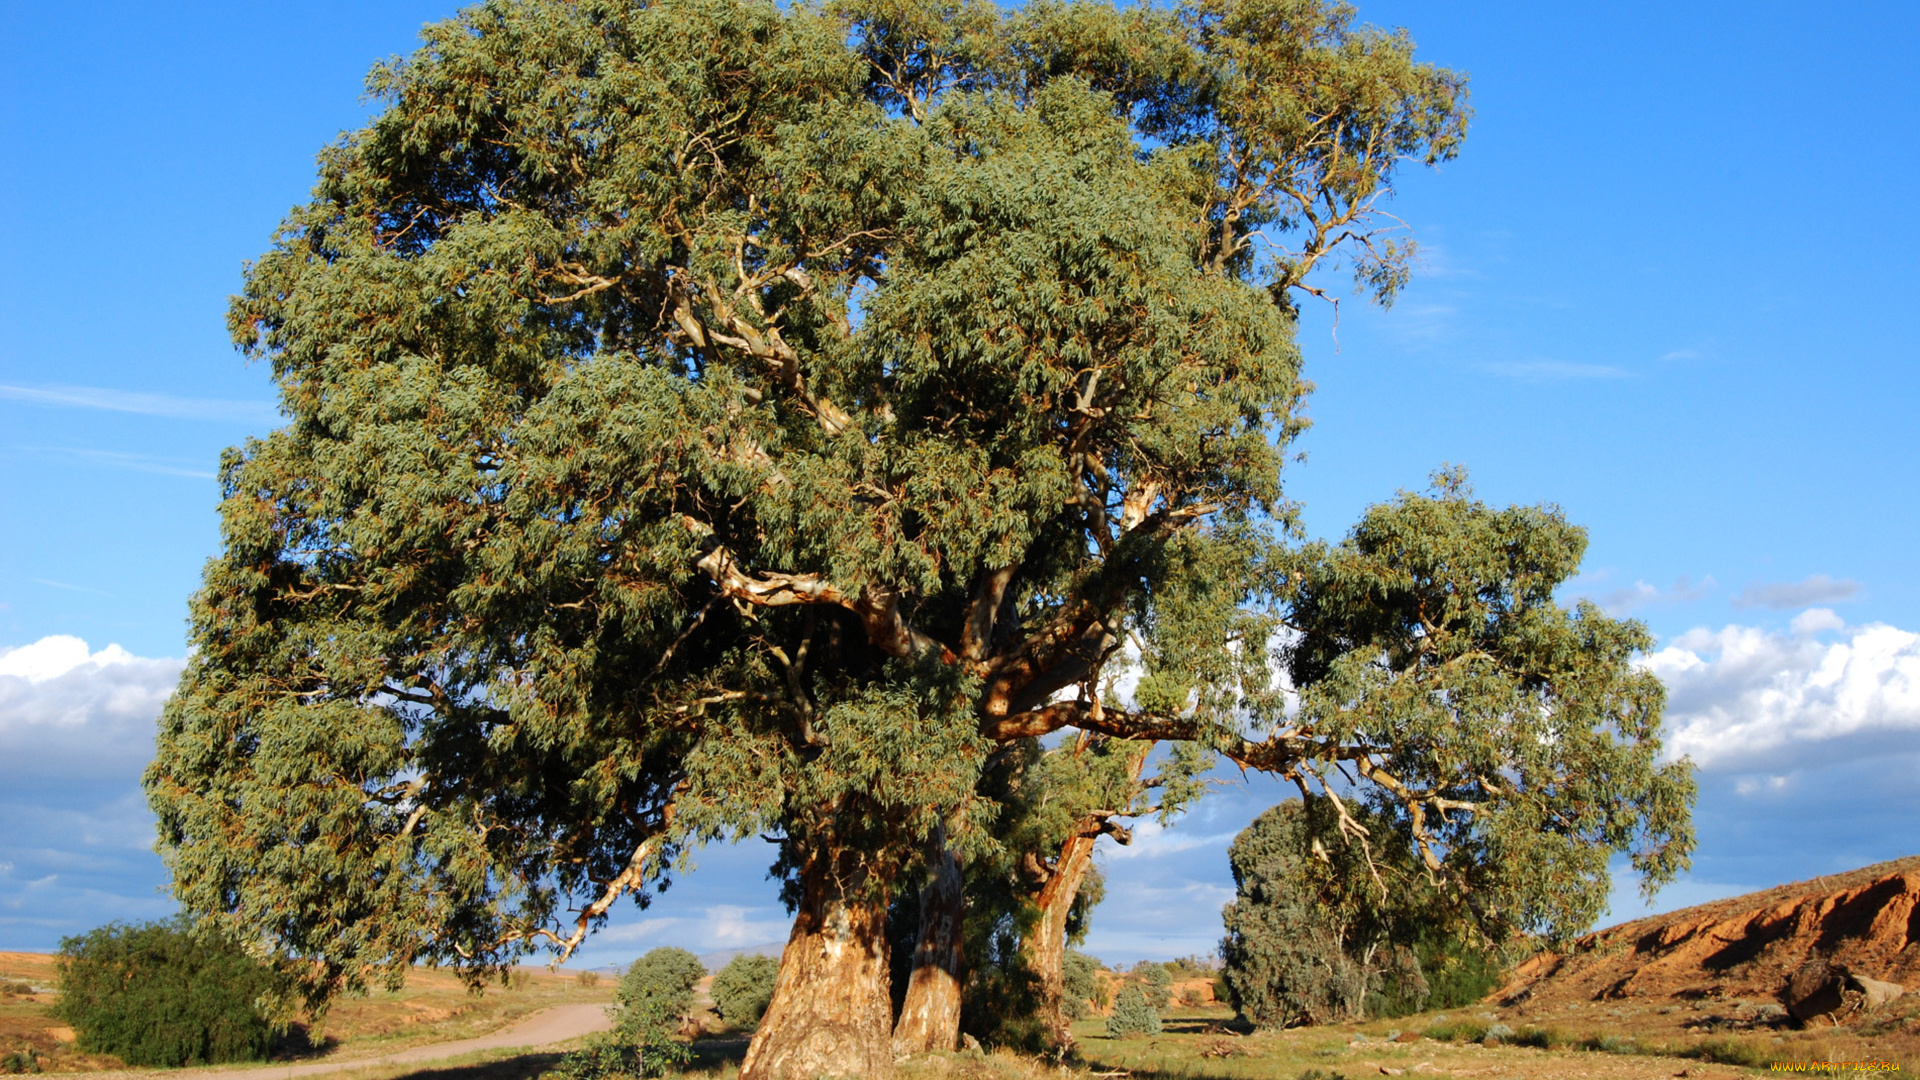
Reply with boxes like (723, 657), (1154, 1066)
(710, 954), (779, 1028)
(575, 970), (602, 989)
(1061, 951), (1101, 1021)
(1106, 986), (1161, 1038)
(54, 918), (280, 1067)
(1135, 961), (1173, 1010)
(0, 1049), (40, 1075)
(620, 948), (705, 1013)
(551, 1032), (690, 1080)
(553, 947), (705, 1078)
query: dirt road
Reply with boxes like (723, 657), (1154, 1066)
(62, 1004), (614, 1080)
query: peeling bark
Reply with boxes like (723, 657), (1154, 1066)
(892, 833), (966, 1054)
(740, 847), (897, 1080)
(1026, 831), (1098, 1049)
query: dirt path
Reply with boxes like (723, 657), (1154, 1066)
(61, 1004), (614, 1080)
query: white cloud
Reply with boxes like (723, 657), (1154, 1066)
(1, 639), (186, 945)
(1478, 359), (1631, 381)
(1644, 612), (1920, 771)
(1732, 574), (1861, 610)
(0, 636), (183, 786)
(0, 383), (276, 424)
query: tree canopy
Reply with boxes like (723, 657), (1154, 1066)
(144, 0), (1689, 1076)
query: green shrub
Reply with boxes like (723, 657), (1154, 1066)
(54, 918), (280, 1067)
(575, 970), (602, 990)
(1106, 986), (1161, 1038)
(1416, 931), (1504, 1011)
(1, 1049), (41, 1075)
(618, 947), (706, 1022)
(553, 947), (704, 1078)
(1136, 961), (1173, 1010)
(710, 954), (779, 1028)
(1061, 951), (1101, 1021)
(551, 1032), (691, 1080)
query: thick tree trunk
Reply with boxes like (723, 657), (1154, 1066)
(739, 846), (896, 1080)
(892, 831), (966, 1054)
(1025, 831), (1098, 1049)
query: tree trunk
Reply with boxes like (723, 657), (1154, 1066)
(739, 845), (897, 1080)
(1026, 831), (1098, 1049)
(892, 830), (965, 1055)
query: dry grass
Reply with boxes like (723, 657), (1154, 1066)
(0, 953), (612, 1075)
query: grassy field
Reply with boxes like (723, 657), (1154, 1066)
(647, 1001), (1916, 1080)
(0, 952), (613, 1074)
(7, 951), (1914, 1080)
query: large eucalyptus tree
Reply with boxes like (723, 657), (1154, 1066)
(146, 0), (1691, 1077)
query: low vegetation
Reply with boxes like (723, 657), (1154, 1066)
(53, 918), (281, 1067)
(709, 956), (779, 1029)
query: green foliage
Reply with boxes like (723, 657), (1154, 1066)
(1285, 477), (1696, 941)
(53, 919), (280, 1067)
(1105, 986), (1161, 1039)
(957, 936), (1051, 1052)
(1135, 961), (1173, 1010)
(1061, 950), (1102, 1020)
(1411, 932), (1505, 1012)
(709, 954), (780, 1028)
(551, 1032), (692, 1080)
(617, 948), (705, 1031)
(555, 948), (703, 1080)
(1222, 797), (1505, 1028)
(136, 0), (1680, 1059)
(0, 1049), (40, 1075)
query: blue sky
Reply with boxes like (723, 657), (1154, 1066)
(2, 0), (1916, 968)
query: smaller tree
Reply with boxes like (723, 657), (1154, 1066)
(1060, 951), (1102, 1020)
(557, 947), (706, 1080)
(618, 948), (707, 1034)
(1220, 798), (1488, 1028)
(1135, 961), (1173, 1010)
(55, 919), (280, 1067)
(711, 955), (780, 1029)
(1105, 986), (1161, 1038)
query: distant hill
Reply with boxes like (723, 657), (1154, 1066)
(698, 941), (786, 972)
(1498, 854), (1920, 1019)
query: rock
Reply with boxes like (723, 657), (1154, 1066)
(1787, 957), (1849, 1023)
(1853, 975), (1904, 1011)
(1787, 959), (1905, 1022)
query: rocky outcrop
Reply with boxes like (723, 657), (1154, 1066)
(1495, 856), (1920, 1023)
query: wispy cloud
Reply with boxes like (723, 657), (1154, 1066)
(0, 383), (275, 425)
(1659, 347), (1704, 362)
(20, 446), (216, 480)
(27, 578), (114, 598)
(1479, 360), (1632, 381)
(1732, 574), (1861, 610)
(1572, 573), (1715, 615)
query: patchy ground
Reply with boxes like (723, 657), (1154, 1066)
(0, 954), (612, 1075)
(1490, 854), (1920, 1072)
